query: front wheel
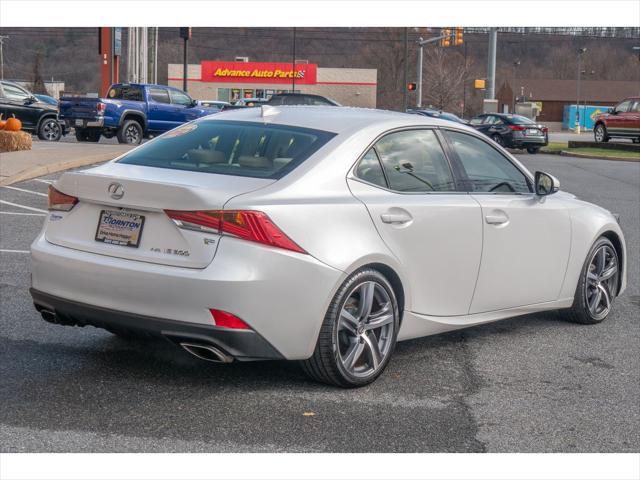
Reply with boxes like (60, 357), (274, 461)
(117, 119), (143, 145)
(300, 269), (400, 387)
(594, 124), (609, 143)
(37, 118), (62, 141)
(562, 237), (619, 325)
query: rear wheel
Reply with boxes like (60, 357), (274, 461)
(527, 147), (540, 154)
(117, 119), (143, 145)
(633, 137), (639, 144)
(562, 237), (619, 325)
(300, 269), (399, 387)
(37, 118), (62, 141)
(491, 134), (504, 147)
(594, 124), (609, 143)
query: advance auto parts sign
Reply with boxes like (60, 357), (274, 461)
(201, 61), (317, 85)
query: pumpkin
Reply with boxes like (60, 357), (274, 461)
(0, 114), (5, 130)
(4, 114), (22, 132)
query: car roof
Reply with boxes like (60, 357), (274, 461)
(202, 105), (475, 135)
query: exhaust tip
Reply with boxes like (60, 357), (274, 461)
(180, 342), (233, 363)
(40, 309), (57, 323)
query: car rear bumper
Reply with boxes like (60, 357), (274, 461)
(64, 117), (104, 128)
(31, 288), (284, 361)
(30, 232), (345, 360)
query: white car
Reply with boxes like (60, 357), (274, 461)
(31, 106), (627, 387)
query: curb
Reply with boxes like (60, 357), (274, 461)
(0, 153), (116, 187)
(538, 149), (639, 163)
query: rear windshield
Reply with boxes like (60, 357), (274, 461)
(509, 115), (535, 125)
(117, 120), (336, 179)
(107, 85), (144, 101)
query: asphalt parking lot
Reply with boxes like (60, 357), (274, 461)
(0, 150), (638, 453)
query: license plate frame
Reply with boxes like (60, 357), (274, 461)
(526, 128), (539, 136)
(95, 210), (145, 248)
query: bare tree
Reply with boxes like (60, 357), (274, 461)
(30, 52), (47, 94)
(422, 47), (472, 113)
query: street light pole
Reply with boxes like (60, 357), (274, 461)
(512, 60), (521, 113)
(416, 38), (423, 108)
(403, 27), (408, 112)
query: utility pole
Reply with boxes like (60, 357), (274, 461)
(0, 35), (9, 80)
(485, 28), (497, 100)
(403, 27), (408, 112)
(180, 28), (192, 92)
(576, 47), (587, 133)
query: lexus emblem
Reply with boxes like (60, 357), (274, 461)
(108, 182), (125, 200)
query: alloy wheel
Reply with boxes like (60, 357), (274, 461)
(584, 245), (618, 321)
(336, 281), (395, 378)
(594, 126), (604, 142)
(42, 120), (61, 141)
(125, 125), (141, 143)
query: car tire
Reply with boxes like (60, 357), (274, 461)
(633, 138), (639, 144)
(594, 124), (609, 143)
(527, 147), (540, 154)
(491, 134), (504, 147)
(75, 128), (100, 142)
(117, 119), (143, 145)
(37, 118), (62, 142)
(300, 268), (400, 388)
(562, 237), (619, 325)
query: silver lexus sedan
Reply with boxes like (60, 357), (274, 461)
(31, 106), (626, 387)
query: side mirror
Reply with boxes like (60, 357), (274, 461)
(607, 107), (614, 113)
(535, 171), (560, 196)
(190, 99), (198, 107)
(24, 96), (37, 105)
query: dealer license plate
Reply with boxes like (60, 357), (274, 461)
(95, 210), (145, 248)
(75, 119), (83, 127)
(526, 128), (540, 135)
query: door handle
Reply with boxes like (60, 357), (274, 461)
(381, 211), (412, 224)
(485, 212), (509, 225)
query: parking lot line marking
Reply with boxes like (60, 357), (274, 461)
(0, 249), (30, 254)
(2, 185), (48, 197)
(34, 179), (53, 184)
(0, 212), (46, 216)
(0, 200), (47, 213)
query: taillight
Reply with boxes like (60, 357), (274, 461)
(542, 127), (549, 134)
(508, 125), (525, 131)
(48, 185), (78, 211)
(96, 102), (106, 115)
(165, 209), (306, 254)
(209, 309), (251, 330)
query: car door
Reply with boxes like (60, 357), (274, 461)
(0, 82), (39, 129)
(624, 99), (640, 137)
(442, 129), (571, 313)
(168, 89), (199, 128)
(347, 128), (483, 316)
(146, 87), (172, 132)
(607, 100), (631, 135)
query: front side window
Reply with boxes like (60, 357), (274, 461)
(2, 83), (29, 101)
(445, 131), (530, 194)
(170, 90), (193, 106)
(118, 120), (335, 179)
(374, 129), (455, 193)
(614, 100), (631, 113)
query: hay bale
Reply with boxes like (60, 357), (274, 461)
(0, 130), (32, 153)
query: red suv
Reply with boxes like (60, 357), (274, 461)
(593, 97), (640, 143)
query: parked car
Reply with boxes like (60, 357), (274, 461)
(196, 100), (230, 109)
(470, 113), (548, 153)
(593, 97), (640, 143)
(266, 93), (340, 106)
(0, 80), (66, 141)
(32, 107), (626, 387)
(59, 83), (219, 145)
(34, 94), (59, 106)
(407, 108), (468, 124)
(234, 97), (269, 107)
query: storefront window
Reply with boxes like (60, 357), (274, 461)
(217, 88), (230, 102)
(243, 89), (254, 98)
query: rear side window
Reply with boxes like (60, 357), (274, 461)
(510, 115), (535, 125)
(117, 120), (336, 179)
(149, 88), (170, 104)
(107, 85), (144, 101)
(374, 129), (455, 193)
(355, 149), (387, 188)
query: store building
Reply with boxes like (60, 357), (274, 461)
(168, 61), (377, 107)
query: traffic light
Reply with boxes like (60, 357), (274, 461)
(440, 28), (451, 47)
(454, 27), (464, 46)
(407, 82), (417, 91)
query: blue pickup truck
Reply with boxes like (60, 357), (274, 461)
(59, 83), (220, 144)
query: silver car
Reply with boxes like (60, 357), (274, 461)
(31, 106), (626, 387)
